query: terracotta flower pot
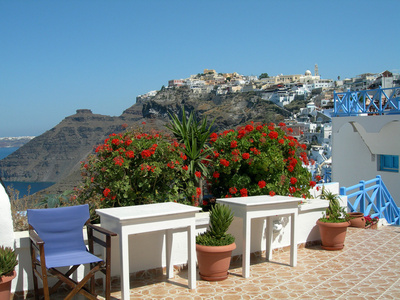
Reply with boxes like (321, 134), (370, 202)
(317, 220), (350, 251)
(348, 212), (365, 228)
(0, 270), (16, 300)
(196, 243), (236, 281)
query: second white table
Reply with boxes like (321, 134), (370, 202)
(217, 195), (301, 278)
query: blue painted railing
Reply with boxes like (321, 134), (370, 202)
(340, 175), (400, 225)
(334, 86), (400, 117)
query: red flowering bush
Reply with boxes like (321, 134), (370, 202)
(207, 122), (313, 199)
(75, 128), (198, 210)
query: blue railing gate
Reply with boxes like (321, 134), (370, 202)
(334, 86), (400, 116)
(340, 175), (400, 225)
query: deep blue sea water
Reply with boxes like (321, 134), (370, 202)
(0, 147), (18, 159)
(3, 181), (55, 198)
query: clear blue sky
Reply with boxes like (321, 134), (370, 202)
(1, 0), (399, 137)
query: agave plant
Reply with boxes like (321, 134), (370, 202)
(196, 203), (235, 246)
(0, 246), (18, 277)
(166, 107), (215, 183)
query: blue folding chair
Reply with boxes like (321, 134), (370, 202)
(27, 204), (117, 300)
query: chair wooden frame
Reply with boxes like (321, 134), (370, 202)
(29, 220), (117, 300)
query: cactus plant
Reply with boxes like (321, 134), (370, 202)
(196, 204), (235, 246)
(0, 246), (18, 277)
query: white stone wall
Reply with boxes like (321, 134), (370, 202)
(0, 181), (15, 248)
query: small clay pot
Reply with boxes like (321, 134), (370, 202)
(348, 212), (365, 228)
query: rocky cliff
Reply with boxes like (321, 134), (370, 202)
(0, 87), (296, 191)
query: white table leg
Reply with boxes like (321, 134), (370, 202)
(188, 223), (196, 289)
(266, 217), (273, 261)
(120, 228), (130, 300)
(290, 212), (298, 267)
(242, 214), (251, 278)
(166, 229), (173, 279)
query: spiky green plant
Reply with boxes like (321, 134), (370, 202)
(196, 204), (235, 246)
(0, 246), (18, 277)
(319, 188), (349, 223)
(165, 107), (215, 182)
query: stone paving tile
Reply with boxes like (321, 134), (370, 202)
(17, 226), (400, 299)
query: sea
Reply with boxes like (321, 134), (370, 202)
(0, 147), (55, 198)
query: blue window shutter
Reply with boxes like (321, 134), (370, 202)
(379, 155), (399, 172)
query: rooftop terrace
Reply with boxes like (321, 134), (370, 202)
(18, 225), (400, 300)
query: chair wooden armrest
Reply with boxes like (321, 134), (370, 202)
(29, 227), (45, 246)
(86, 222), (117, 238)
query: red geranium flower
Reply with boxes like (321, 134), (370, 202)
(103, 188), (111, 197)
(258, 180), (266, 189)
(182, 165), (188, 171)
(269, 131), (278, 139)
(220, 158), (230, 167)
(269, 191), (276, 196)
(230, 140), (238, 148)
(309, 181), (316, 187)
(213, 171), (220, 178)
(210, 132), (218, 142)
(290, 177), (297, 185)
(195, 171), (201, 178)
(229, 187), (237, 194)
(240, 188), (248, 197)
(125, 150), (135, 158)
(245, 124), (254, 132)
(242, 153), (250, 160)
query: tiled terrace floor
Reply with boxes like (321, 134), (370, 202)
(21, 225), (400, 299)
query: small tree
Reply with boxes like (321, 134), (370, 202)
(259, 73), (269, 79)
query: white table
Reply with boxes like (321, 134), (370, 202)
(217, 195), (300, 278)
(96, 202), (201, 300)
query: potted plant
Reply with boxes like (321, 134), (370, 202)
(316, 189), (350, 250)
(0, 246), (18, 300)
(196, 203), (236, 281)
(348, 212), (365, 228)
(365, 215), (379, 229)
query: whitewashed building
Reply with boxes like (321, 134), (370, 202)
(331, 87), (400, 206)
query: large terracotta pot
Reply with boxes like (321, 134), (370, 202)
(317, 220), (350, 250)
(0, 270), (16, 300)
(348, 212), (365, 228)
(196, 243), (236, 281)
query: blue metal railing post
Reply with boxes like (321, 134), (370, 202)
(359, 180), (365, 214)
(376, 175), (382, 219)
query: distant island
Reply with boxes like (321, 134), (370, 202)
(0, 136), (35, 148)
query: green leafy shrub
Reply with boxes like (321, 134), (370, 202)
(75, 127), (199, 213)
(207, 121), (313, 199)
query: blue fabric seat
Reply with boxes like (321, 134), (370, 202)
(27, 204), (116, 300)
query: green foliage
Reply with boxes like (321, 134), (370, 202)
(36, 190), (73, 208)
(0, 246), (18, 277)
(196, 204), (235, 246)
(75, 127), (199, 216)
(165, 107), (215, 182)
(319, 188), (349, 223)
(207, 122), (312, 199)
(259, 73), (269, 79)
